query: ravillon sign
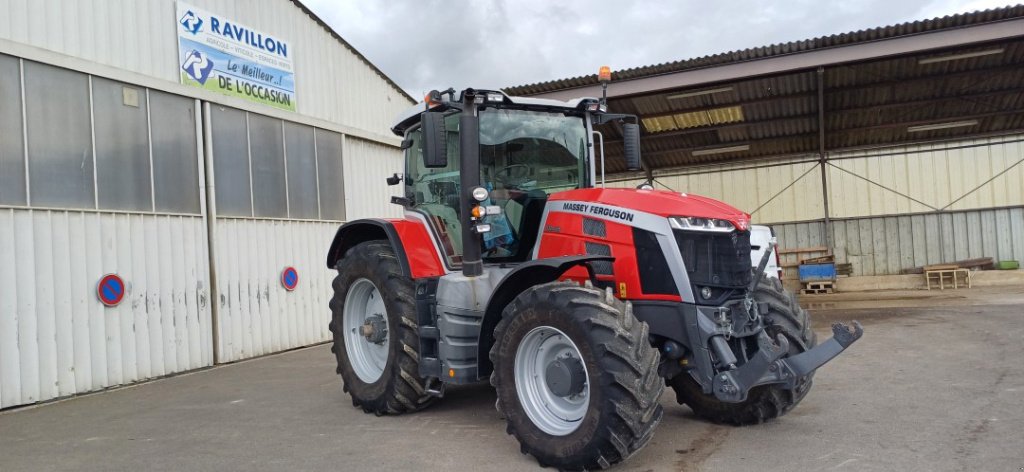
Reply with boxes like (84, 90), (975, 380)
(176, 2), (296, 111)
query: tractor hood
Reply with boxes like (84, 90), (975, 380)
(549, 188), (751, 231)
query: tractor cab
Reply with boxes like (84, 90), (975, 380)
(390, 89), (641, 272)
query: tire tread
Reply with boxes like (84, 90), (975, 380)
(490, 282), (663, 471)
(329, 241), (435, 416)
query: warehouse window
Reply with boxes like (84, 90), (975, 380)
(316, 129), (346, 221)
(92, 77), (152, 211)
(285, 122), (319, 219)
(211, 106), (252, 216)
(0, 55), (25, 206)
(24, 61), (94, 209)
(150, 91), (201, 214)
(249, 114), (288, 218)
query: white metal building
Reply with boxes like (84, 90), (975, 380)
(0, 0), (409, 409)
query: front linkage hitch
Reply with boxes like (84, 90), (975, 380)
(712, 321), (864, 403)
(708, 237), (864, 403)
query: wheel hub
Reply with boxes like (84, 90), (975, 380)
(545, 356), (586, 397)
(514, 326), (591, 436)
(342, 278), (390, 383)
(359, 314), (388, 344)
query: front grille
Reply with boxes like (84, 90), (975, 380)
(674, 229), (752, 293)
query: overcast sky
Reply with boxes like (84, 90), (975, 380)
(301, 0), (1014, 98)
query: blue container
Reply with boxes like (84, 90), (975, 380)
(799, 263), (836, 282)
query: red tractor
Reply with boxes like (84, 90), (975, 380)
(326, 85), (862, 470)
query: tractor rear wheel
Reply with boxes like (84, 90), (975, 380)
(669, 276), (817, 425)
(490, 282), (663, 470)
(329, 241), (435, 415)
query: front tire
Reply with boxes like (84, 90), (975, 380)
(490, 282), (663, 470)
(328, 241), (434, 415)
(669, 276), (817, 425)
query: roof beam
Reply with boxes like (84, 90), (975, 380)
(630, 62), (1024, 122)
(605, 87), (1024, 144)
(622, 108), (1024, 161)
(532, 18), (1024, 101)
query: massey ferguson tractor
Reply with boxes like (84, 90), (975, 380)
(326, 81), (862, 469)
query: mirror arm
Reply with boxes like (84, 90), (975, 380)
(592, 113), (638, 125)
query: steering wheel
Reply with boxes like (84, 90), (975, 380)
(494, 164), (531, 188)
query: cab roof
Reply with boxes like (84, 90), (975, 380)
(389, 89), (593, 136)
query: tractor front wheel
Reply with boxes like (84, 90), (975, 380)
(490, 282), (663, 470)
(329, 241), (435, 415)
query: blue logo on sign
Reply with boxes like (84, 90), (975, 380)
(182, 50), (214, 84)
(180, 10), (203, 35)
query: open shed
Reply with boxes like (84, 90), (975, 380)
(506, 6), (1024, 278)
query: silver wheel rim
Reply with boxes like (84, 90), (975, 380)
(514, 326), (590, 436)
(343, 278), (389, 383)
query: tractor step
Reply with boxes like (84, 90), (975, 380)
(423, 376), (446, 398)
(801, 281), (835, 294)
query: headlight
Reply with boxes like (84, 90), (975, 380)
(669, 216), (735, 232)
(470, 186), (489, 202)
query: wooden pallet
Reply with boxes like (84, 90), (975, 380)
(801, 281), (835, 294)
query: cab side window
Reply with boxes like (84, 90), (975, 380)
(404, 115), (464, 265)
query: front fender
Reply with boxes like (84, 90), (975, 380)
(325, 218), (445, 278)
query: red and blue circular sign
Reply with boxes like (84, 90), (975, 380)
(97, 274), (125, 307)
(281, 267), (299, 291)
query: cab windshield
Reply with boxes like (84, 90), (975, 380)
(405, 107), (589, 266)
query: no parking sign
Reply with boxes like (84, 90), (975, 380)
(281, 267), (299, 291)
(97, 274), (125, 307)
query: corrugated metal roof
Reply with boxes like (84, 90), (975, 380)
(507, 6), (1024, 173)
(504, 6), (1024, 96)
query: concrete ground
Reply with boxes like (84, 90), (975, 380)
(1, 286), (1022, 471)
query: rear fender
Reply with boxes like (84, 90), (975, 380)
(476, 255), (614, 378)
(325, 218), (446, 278)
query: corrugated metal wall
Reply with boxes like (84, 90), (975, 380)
(607, 134), (1024, 277)
(773, 206), (1024, 277)
(0, 209), (213, 409)
(0, 0), (412, 135)
(211, 219), (334, 363)
(606, 157), (824, 223)
(828, 135), (1024, 217)
(343, 136), (405, 220)
(609, 134), (1024, 224)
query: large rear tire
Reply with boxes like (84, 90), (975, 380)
(329, 241), (435, 415)
(669, 276), (817, 425)
(490, 282), (663, 470)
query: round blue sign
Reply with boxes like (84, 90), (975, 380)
(97, 274), (125, 307)
(281, 267), (299, 291)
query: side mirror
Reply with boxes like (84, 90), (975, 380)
(421, 111), (448, 168)
(622, 123), (642, 171)
(386, 173), (402, 186)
